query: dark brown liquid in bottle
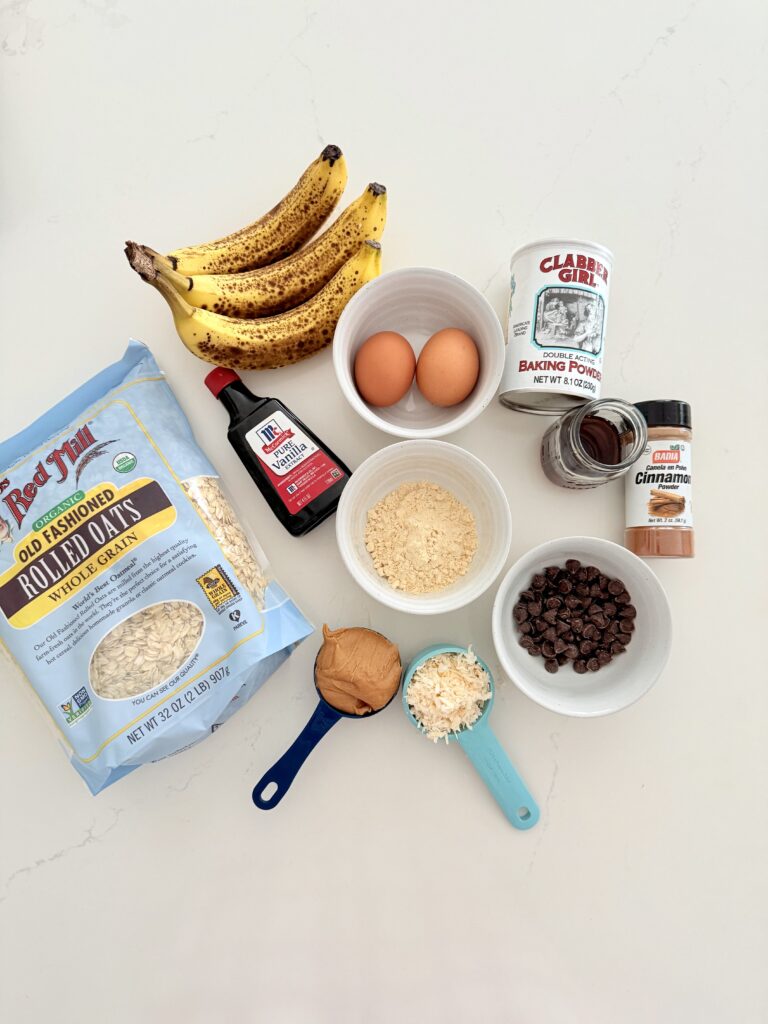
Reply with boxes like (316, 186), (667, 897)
(579, 416), (622, 465)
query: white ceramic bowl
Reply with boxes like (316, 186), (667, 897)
(336, 440), (512, 615)
(333, 267), (506, 439)
(492, 537), (672, 717)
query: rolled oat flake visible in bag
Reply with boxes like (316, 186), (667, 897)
(0, 341), (312, 792)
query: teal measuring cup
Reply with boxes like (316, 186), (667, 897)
(403, 645), (539, 830)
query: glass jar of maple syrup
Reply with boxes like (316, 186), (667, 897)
(540, 398), (648, 489)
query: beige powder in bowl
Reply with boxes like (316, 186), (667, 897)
(364, 481), (477, 594)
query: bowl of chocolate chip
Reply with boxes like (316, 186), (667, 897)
(492, 537), (672, 716)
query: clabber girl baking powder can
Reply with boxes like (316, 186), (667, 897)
(498, 239), (613, 414)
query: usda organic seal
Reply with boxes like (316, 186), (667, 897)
(112, 451), (137, 473)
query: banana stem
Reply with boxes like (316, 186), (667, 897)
(154, 259), (194, 293)
(126, 241), (194, 293)
(149, 249), (178, 274)
(125, 241), (158, 281)
(151, 272), (195, 319)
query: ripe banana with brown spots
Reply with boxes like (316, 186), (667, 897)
(127, 182), (387, 317)
(155, 144), (347, 275)
(145, 240), (381, 370)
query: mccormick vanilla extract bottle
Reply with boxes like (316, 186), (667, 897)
(205, 367), (350, 537)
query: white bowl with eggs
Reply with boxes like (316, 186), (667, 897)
(333, 267), (506, 439)
(336, 439), (512, 615)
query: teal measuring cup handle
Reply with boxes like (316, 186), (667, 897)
(457, 720), (540, 829)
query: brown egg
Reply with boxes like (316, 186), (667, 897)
(416, 328), (480, 407)
(354, 331), (416, 407)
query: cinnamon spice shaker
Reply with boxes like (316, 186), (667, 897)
(624, 400), (694, 558)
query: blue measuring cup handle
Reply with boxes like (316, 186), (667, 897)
(457, 719), (540, 830)
(252, 701), (342, 810)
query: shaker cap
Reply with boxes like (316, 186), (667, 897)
(635, 400), (691, 430)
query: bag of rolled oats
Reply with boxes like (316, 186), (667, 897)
(0, 341), (312, 793)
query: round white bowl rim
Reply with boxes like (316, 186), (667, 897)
(332, 267), (506, 440)
(491, 536), (672, 717)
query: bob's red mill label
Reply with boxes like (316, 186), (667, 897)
(499, 239), (613, 414)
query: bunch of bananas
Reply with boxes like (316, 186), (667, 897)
(126, 145), (385, 370)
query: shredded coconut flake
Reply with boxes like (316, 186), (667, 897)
(406, 648), (491, 742)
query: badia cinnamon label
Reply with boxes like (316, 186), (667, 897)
(624, 400), (694, 558)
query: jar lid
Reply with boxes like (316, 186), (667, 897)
(634, 400), (691, 429)
(205, 366), (241, 397)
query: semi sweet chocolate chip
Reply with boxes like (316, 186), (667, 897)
(513, 563), (635, 676)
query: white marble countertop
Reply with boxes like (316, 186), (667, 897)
(1, 2), (766, 1021)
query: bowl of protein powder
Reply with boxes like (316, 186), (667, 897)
(335, 439), (512, 615)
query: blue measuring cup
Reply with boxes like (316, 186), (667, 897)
(252, 633), (401, 810)
(402, 644), (539, 830)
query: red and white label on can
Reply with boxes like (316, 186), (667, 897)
(499, 239), (613, 413)
(245, 410), (344, 515)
